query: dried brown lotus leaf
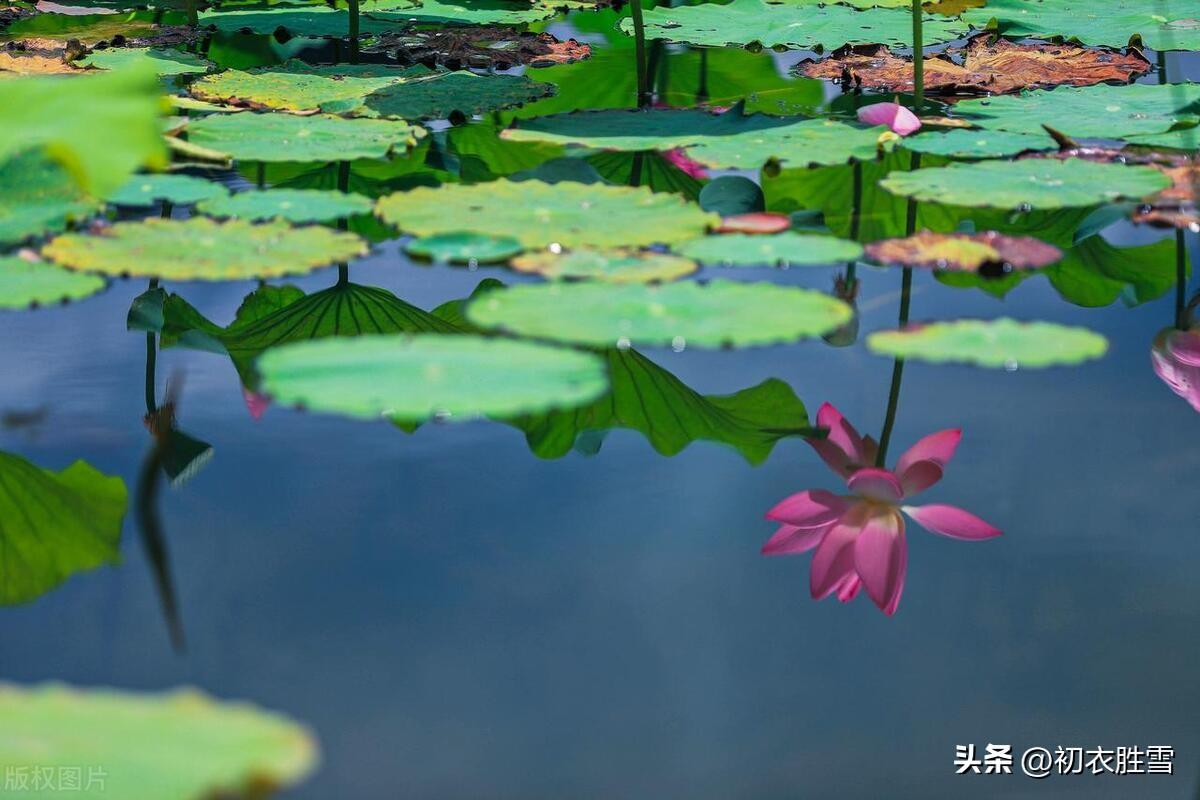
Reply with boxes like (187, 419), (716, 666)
(865, 231), (1063, 272)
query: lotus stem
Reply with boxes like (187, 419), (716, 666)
(144, 332), (157, 416)
(256, 162), (265, 189)
(186, 0), (197, 28)
(629, 0), (649, 108)
(875, 267), (912, 467)
(348, 0), (360, 64)
(911, 0), (923, 109)
(1177, 229), (1189, 330)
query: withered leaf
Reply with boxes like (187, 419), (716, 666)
(866, 230), (1063, 274)
(1133, 164), (1199, 230)
(363, 27), (589, 71)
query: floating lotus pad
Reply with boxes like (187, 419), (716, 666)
(1125, 129), (1200, 151)
(257, 334), (610, 421)
(0, 684), (317, 798)
(376, 180), (718, 248)
(962, 0), (1200, 52)
(0, 454), (125, 604)
(509, 249), (699, 283)
(106, 173), (229, 207)
(865, 231), (1063, 273)
(620, 0), (968, 49)
(189, 62), (421, 113)
(359, 71), (554, 120)
(0, 151), (100, 246)
(364, 0), (557, 27)
(880, 158), (1171, 209)
(867, 318), (1108, 368)
(465, 280), (853, 348)
(955, 83), (1200, 140)
(677, 232), (863, 267)
(405, 232), (524, 264)
(0, 257), (107, 310)
(0, 11), (167, 45)
(43, 218), (366, 281)
(201, 7), (397, 36)
(901, 129), (1056, 159)
(184, 113), (425, 163)
(79, 46), (210, 75)
(197, 189), (374, 223)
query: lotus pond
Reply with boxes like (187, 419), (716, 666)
(2, 0), (1200, 795)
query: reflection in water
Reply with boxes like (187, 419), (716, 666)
(1151, 290), (1200, 413)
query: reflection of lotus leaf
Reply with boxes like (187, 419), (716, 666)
(880, 158), (1171, 210)
(80, 46), (210, 75)
(509, 249), (699, 283)
(677, 232), (863, 268)
(106, 173), (230, 207)
(0, 684), (317, 798)
(466, 279), (853, 348)
(196, 189), (374, 223)
(619, 0), (967, 50)
(376, 180), (717, 248)
(189, 61), (424, 113)
(963, 0), (1200, 51)
(0, 454), (125, 605)
(902, 129), (1056, 159)
(258, 334), (610, 422)
(0, 151), (101, 246)
(867, 318), (1108, 367)
(43, 218), (366, 281)
(185, 112), (425, 163)
(0, 257), (107, 310)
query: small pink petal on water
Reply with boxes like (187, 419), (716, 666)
(903, 504), (1002, 540)
(660, 147), (710, 180)
(846, 467), (904, 503)
(766, 488), (849, 528)
(762, 523), (830, 555)
(857, 102), (922, 136)
(853, 509), (906, 615)
(243, 388), (270, 420)
(717, 212), (791, 234)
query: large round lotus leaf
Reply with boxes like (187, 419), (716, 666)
(365, 0), (557, 27)
(902, 129), (1056, 159)
(79, 46), (210, 75)
(620, 0), (967, 49)
(1125, 129), (1200, 151)
(189, 62), (416, 113)
(185, 113), (424, 163)
(465, 279), (853, 348)
(0, 151), (100, 246)
(687, 118), (884, 169)
(257, 334), (609, 421)
(880, 158), (1171, 210)
(197, 189), (374, 223)
(0, 684), (316, 799)
(376, 180), (717, 249)
(510, 249), (699, 283)
(404, 232), (524, 264)
(0, 257), (107, 310)
(201, 7), (395, 36)
(0, 454), (125, 605)
(106, 173), (229, 207)
(0, 12), (164, 45)
(867, 318), (1108, 368)
(42, 218), (366, 281)
(955, 83), (1200, 140)
(359, 71), (554, 120)
(865, 231), (1062, 272)
(677, 232), (863, 267)
(963, 0), (1200, 52)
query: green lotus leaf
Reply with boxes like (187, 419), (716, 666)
(955, 83), (1200, 139)
(365, 0), (557, 27)
(201, 7), (396, 36)
(1046, 235), (1183, 308)
(0, 66), (166, 196)
(1124, 128), (1200, 151)
(676, 232), (863, 267)
(376, 180), (717, 248)
(963, 0), (1200, 51)
(509, 249), (699, 283)
(0, 11), (169, 45)
(185, 113), (425, 163)
(79, 46), (211, 76)
(0, 683), (317, 798)
(0, 151), (101, 246)
(42, 218), (366, 281)
(189, 61), (425, 113)
(466, 279), (852, 348)
(0, 454), (125, 605)
(619, 0), (967, 50)
(0, 257), (107, 310)
(901, 129), (1057, 159)
(686, 118), (884, 169)
(405, 232), (524, 264)
(258, 334), (610, 422)
(197, 189), (374, 223)
(106, 173), (230, 207)
(867, 318), (1109, 368)
(359, 71), (554, 120)
(880, 158), (1171, 210)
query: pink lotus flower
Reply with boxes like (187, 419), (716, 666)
(660, 147), (710, 180)
(857, 102), (922, 136)
(763, 403), (1000, 615)
(1151, 327), (1200, 412)
(242, 387), (270, 420)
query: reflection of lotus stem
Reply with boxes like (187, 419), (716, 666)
(145, 332), (157, 416)
(186, 0), (197, 27)
(256, 162), (265, 189)
(629, 0), (649, 108)
(875, 267), (912, 467)
(348, 0), (360, 64)
(846, 161), (863, 287)
(697, 49), (709, 104)
(911, 0), (923, 108)
(1177, 230), (1189, 330)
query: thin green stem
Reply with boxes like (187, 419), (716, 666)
(144, 332), (158, 416)
(348, 0), (360, 64)
(629, 0), (649, 108)
(875, 267), (913, 467)
(256, 162), (266, 189)
(1177, 228), (1189, 330)
(1157, 50), (1168, 84)
(845, 161), (863, 288)
(185, 0), (197, 28)
(911, 0), (923, 109)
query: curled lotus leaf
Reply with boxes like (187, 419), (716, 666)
(866, 318), (1108, 368)
(619, 0), (967, 50)
(376, 180), (717, 249)
(963, 0), (1200, 52)
(865, 231), (1063, 274)
(799, 37), (1149, 95)
(0, 256), (107, 310)
(0, 684), (317, 798)
(405, 232), (524, 264)
(106, 173), (230, 207)
(901, 129), (1056, 159)
(42, 218), (366, 281)
(880, 158), (1171, 210)
(257, 334), (610, 422)
(509, 249), (700, 283)
(196, 189), (374, 223)
(184, 113), (425, 163)
(465, 279), (853, 348)
(676, 232), (863, 268)
(79, 46), (211, 75)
